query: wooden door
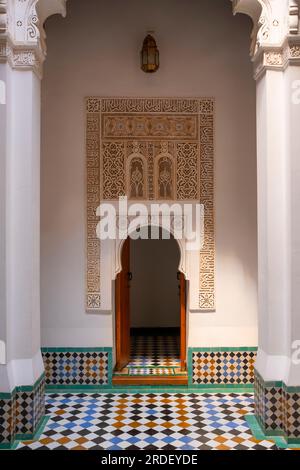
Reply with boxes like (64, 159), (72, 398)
(115, 238), (131, 371)
(179, 272), (187, 371)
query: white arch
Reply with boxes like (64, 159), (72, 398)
(2, 0), (291, 78)
(115, 222), (187, 280)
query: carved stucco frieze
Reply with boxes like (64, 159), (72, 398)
(253, 36), (300, 79)
(86, 97), (215, 312)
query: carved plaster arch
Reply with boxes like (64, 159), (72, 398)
(1, 0), (293, 78)
(232, 0), (300, 77)
(115, 223), (187, 281)
(232, 0), (289, 55)
(0, 0), (67, 77)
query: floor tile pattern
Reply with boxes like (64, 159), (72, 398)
(116, 334), (181, 376)
(128, 368), (176, 376)
(16, 393), (278, 450)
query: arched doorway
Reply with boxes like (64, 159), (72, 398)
(114, 227), (187, 385)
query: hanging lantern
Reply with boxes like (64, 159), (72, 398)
(140, 33), (159, 73)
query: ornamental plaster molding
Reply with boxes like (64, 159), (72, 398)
(253, 36), (300, 79)
(232, 0), (288, 52)
(232, 0), (300, 77)
(0, 0), (67, 78)
(86, 97), (215, 312)
(0, 1), (298, 79)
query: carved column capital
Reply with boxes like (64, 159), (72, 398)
(253, 36), (300, 79)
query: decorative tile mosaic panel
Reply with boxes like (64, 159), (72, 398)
(0, 374), (45, 446)
(15, 391), (34, 435)
(254, 369), (300, 443)
(34, 376), (46, 431)
(191, 349), (257, 385)
(42, 350), (111, 386)
(15, 375), (45, 437)
(284, 390), (300, 440)
(254, 368), (265, 430)
(86, 97), (215, 311)
(0, 396), (15, 445)
(254, 370), (283, 435)
(16, 392), (277, 450)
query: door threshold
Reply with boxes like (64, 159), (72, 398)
(112, 374), (188, 386)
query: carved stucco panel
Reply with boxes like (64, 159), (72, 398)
(86, 97), (215, 311)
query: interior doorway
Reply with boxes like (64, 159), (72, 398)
(114, 228), (187, 385)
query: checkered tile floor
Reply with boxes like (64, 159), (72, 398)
(129, 367), (176, 375)
(129, 334), (180, 367)
(16, 393), (278, 450)
(115, 333), (181, 376)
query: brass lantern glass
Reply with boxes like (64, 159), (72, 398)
(140, 33), (159, 73)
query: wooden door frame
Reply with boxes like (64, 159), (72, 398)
(179, 272), (187, 371)
(115, 237), (187, 374)
(115, 238), (131, 371)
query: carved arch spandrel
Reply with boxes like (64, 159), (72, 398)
(232, 0), (291, 55)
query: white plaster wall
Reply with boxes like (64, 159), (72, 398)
(41, 0), (258, 348)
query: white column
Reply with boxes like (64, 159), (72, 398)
(286, 64), (300, 386)
(255, 64), (300, 387)
(0, 65), (44, 392)
(0, 62), (8, 388)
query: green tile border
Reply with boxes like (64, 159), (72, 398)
(188, 347), (258, 352)
(45, 385), (254, 394)
(245, 414), (300, 448)
(255, 368), (300, 393)
(254, 369), (283, 388)
(0, 372), (45, 399)
(0, 392), (13, 400)
(41, 347), (112, 353)
(0, 442), (14, 450)
(14, 415), (50, 442)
